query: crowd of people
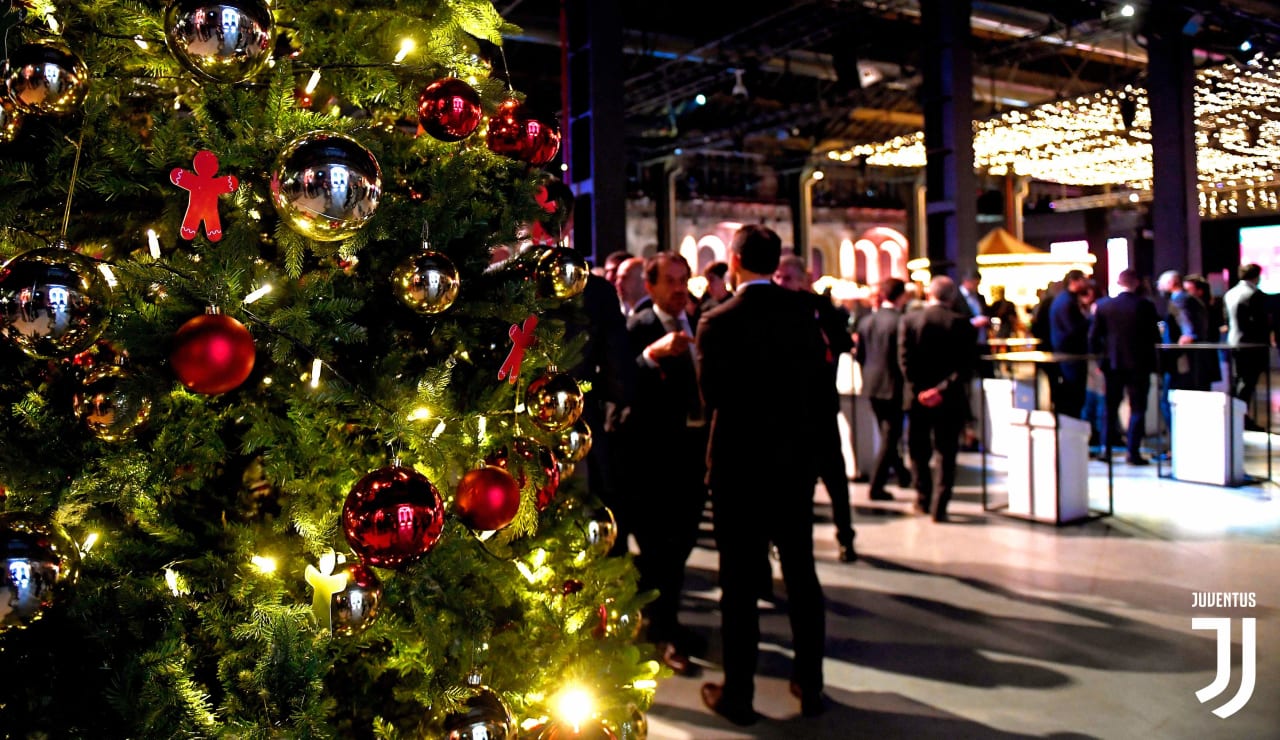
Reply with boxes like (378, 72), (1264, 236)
(572, 227), (1274, 726)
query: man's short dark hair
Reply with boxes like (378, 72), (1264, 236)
(879, 277), (906, 303)
(1117, 269), (1141, 289)
(603, 250), (630, 270)
(703, 261), (728, 280)
(643, 251), (690, 285)
(1064, 269), (1086, 284)
(730, 224), (782, 275)
(1240, 263), (1262, 282)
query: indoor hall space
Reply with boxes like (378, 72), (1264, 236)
(646, 442), (1279, 739)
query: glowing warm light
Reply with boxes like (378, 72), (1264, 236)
(147, 229), (161, 258)
(134, 35), (148, 49)
(477, 416), (488, 439)
(1120, 4), (1135, 17)
(633, 679), (658, 690)
(251, 555), (278, 574)
(305, 69), (322, 95)
(407, 406), (432, 421)
(555, 686), (595, 730)
(97, 264), (118, 288)
(431, 420), (447, 439)
(515, 561), (537, 583)
(394, 38), (416, 63)
(810, 169), (825, 181)
(826, 59), (1280, 197)
(243, 284), (273, 304)
(81, 532), (99, 553)
(310, 358), (323, 389)
(164, 567), (188, 596)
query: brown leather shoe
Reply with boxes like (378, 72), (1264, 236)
(789, 681), (831, 717)
(701, 683), (760, 726)
(660, 642), (694, 675)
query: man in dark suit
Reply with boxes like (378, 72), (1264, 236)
(1089, 269), (1160, 465)
(620, 252), (705, 675)
(855, 277), (909, 502)
(1049, 269), (1090, 418)
(899, 275), (977, 522)
(696, 225), (830, 725)
(774, 254), (857, 562)
(1225, 263), (1271, 429)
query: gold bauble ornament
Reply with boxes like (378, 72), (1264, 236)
(435, 681), (515, 740)
(4, 41), (89, 116)
(555, 419), (593, 463)
(391, 250), (460, 314)
(580, 506), (618, 558)
(0, 244), (113, 359)
(535, 718), (618, 740)
(537, 247), (589, 300)
(525, 371), (584, 432)
(163, 0), (275, 83)
(270, 131), (382, 241)
(0, 512), (81, 632)
(73, 365), (154, 442)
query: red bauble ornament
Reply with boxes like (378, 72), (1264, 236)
(342, 465), (445, 569)
(485, 438), (560, 511)
(455, 465), (521, 531)
(170, 312), (256, 394)
(418, 77), (483, 142)
(486, 99), (560, 165)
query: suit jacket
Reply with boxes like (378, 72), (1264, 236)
(855, 306), (904, 402)
(697, 283), (827, 490)
(1225, 280), (1269, 345)
(1089, 290), (1159, 373)
(623, 307), (701, 442)
(898, 304), (976, 411)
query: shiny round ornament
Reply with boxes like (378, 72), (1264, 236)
(580, 506), (618, 558)
(437, 684), (516, 740)
(535, 175), (575, 229)
(537, 247), (589, 300)
(170, 312), (256, 394)
(593, 598), (642, 641)
(342, 465), (444, 569)
(485, 438), (559, 511)
(164, 0), (275, 84)
(73, 365), (153, 441)
(555, 420), (592, 464)
(4, 41), (89, 116)
(454, 465), (521, 532)
(329, 561), (382, 637)
(536, 718), (618, 740)
(525, 371), (585, 432)
(417, 77), (482, 142)
(0, 96), (22, 143)
(486, 99), (560, 165)
(607, 705), (648, 740)
(391, 250), (460, 314)
(0, 246), (113, 359)
(0, 512), (81, 632)
(271, 131), (382, 241)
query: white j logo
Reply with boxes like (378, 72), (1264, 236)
(1192, 617), (1257, 718)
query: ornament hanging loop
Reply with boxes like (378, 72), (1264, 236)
(60, 126), (88, 242)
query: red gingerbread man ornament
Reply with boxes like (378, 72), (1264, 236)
(170, 150), (239, 242)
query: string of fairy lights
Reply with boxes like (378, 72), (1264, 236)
(825, 58), (1280, 215)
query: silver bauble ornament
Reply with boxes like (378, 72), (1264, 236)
(4, 41), (90, 116)
(391, 250), (460, 314)
(271, 131), (382, 241)
(73, 365), (153, 442)
(330, 561), (382, 637)
(536, 718), (618, 740)
(164, 0), (275, 83)
(0, 96), (22, 143)
(525, 371), (584, 432)
(536, 247), (589, 300)
(581, 506), (618, 558)
(608, 705), (648, 740)
(0, 512), (81, 632)
(594, 597), (642, 641)
(438, 683), (515, 740)
(555, 419), (593, 464)
(0, 245), (113, 359)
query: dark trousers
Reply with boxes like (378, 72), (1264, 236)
(1103, 369), (1150, 460)
(868, 397), (905, 497)
(817, 411), (854, 546)
(1234, 354), (1265, 418)
(1054, 364), (1087, 419)
(907, 402), (963, 516)
(630, 425), (707, 644)
(713, 476), (825, 708)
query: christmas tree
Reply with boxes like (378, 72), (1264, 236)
(0, 0), (657, 736)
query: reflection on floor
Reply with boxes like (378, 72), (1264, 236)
(647, 437), (1279, 739)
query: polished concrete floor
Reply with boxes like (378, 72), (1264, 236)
(644, 434), (1279, 740)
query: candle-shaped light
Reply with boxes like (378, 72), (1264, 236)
(304, 550), (348, 633)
